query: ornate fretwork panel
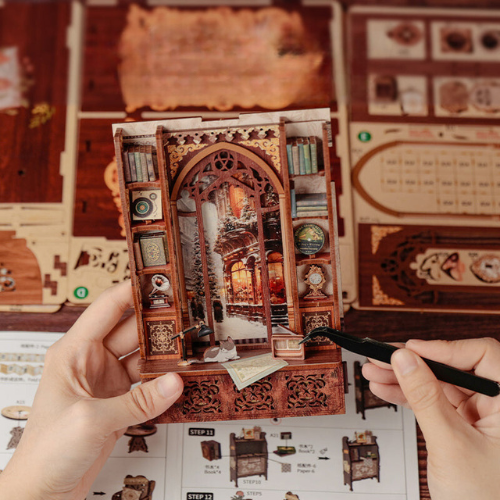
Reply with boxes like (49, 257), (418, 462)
(233, 377), (275, 412)
(146, 320), (178, 356)
(182, 379), (223, 415)
(301, 310), (334, 345)
(148, 363), (345, 423)
(165, 126), (282, 177)
(179, 148), (277, 206)
(285, 373), (328, 409)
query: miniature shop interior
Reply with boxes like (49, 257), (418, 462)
(2, 1), (500, 498)
(112, 110), (346, 423)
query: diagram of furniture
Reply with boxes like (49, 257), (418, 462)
(273, 431), (296, 456)
(229, 431), (268, 487)
(111, 475), (155, 500)
(200, 440), (221, 461)
(124, 423), (157, 453)
(342, 432), (380, 491)
(354, 361), (397, 419)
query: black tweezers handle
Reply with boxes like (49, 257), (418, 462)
(421, 357), (500, 397)
(368, 339), (500, 397)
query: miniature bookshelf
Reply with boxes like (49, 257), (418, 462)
(282, 120), (344, 346)
(113, 110), (345, 424)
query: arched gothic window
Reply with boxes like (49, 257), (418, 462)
(175, 144), (288, 342)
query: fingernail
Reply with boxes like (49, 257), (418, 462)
(156, 373), (183, 398)
(392, 349), (418, 376)
(406, 338), (424, 345)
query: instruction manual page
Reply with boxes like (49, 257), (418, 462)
(0, 331), (419, 500)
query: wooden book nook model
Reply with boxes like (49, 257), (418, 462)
(112, 109), (345, 423)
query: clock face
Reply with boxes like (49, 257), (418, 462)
(309, 272), (323, 285)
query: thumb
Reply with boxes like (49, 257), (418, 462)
(97, 372), (184, 433)
(391, 348), (465, 447)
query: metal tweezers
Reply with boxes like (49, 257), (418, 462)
(299, 326), (500, 397)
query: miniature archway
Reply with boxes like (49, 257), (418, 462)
(172, 142), (287, 344)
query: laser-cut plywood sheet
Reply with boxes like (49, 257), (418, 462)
(117, 5), (332, 112)
(0, 1), (349, 312)
(4, 1), (500, 314)
(349, 5), (500, 313)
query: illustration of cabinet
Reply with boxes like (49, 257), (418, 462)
(230, 432), (268, 487)
(342, 434), (380, 491)
(354, 361), (397, 419)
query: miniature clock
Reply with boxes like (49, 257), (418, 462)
(303, 265), (327, 300)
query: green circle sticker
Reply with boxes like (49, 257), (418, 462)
(358, 131), (372, 142)
(74, 286), (89, 300)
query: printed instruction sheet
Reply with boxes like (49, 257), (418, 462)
(0, 331), (419, 500)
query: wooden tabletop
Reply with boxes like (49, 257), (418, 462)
(2, 304), (499, 498)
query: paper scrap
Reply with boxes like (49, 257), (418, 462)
(222, 353), (288, 391)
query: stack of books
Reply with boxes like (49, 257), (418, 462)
(286, 136), (320, 176)
(290, 192), (328, 218)
(122, 145), (159, 183)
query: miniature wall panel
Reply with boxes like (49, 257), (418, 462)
(358, 223), (500, 311)
(349, 8), (500, 125)
(82, 4), (337, 113)
(0, 2), (69, 204)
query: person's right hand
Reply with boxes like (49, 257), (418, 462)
(362, 338), (500, 500)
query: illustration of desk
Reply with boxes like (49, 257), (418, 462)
(342, 435), (380, 491)
(230, 432), (268, 487)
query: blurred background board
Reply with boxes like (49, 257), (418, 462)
(0, 1), (499, 314)
(1, 2), (500, 498)
(0, 0), (350, 310)
(0, 1), (73, 311)
(0, 2), (69, 204)
(348, 6), (500, 313)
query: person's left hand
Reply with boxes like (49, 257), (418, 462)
(0, 281), (183, 500)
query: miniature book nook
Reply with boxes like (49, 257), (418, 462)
(112, 109), (345, 423)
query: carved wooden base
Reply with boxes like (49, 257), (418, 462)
(140, 350), (345, 423)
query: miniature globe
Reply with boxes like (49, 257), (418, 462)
(294, 223), (325, 255)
